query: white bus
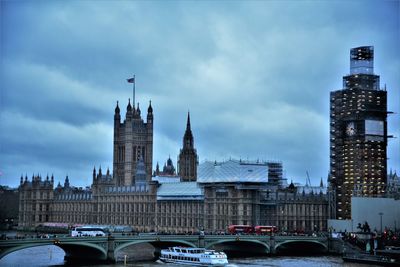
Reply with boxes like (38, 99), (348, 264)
(71, 226), (107, 237)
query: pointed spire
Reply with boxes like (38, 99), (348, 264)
(148, 100), (153, 113)
(127, 98), (132, 111)
(186, 111), (191, 131)
(64, 175), (70, 188)
(115, 101), (120, 114)
(93, 166), (97, 180)
(156, 162), (160, 174)
(320, 177), (324, 187)
(137, 102), (141, 115)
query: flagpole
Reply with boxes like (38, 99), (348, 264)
(133, 74), (135, 108)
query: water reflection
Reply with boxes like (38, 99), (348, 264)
(0, 245), (65, 266)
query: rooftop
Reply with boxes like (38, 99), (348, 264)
(197, 159), (269, 183)
(157, 182), (203, 200)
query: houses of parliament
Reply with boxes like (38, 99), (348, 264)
(18, 93), (329, 234)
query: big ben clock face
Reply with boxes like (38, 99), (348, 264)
(346, 122), (356, 136)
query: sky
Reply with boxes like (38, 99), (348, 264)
(0, 0), (399, 188)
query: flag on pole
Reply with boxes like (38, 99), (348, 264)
(127, 77), (135, 83)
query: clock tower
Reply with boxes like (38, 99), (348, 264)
(329, 46), (388, 220)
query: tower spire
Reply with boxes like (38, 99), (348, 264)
(186, 111), (191, 131)
(178, 111), (198, 182)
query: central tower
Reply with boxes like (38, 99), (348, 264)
(178, 112), (198, 182)
(113, 100), (153, 186)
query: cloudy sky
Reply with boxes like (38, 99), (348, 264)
(1, 0), (399, 188)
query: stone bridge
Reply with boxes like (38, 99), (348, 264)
(0, 234), (333, 262)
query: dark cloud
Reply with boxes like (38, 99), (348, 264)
(0, 0), (399, 188)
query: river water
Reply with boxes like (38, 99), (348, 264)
(0, 245), (376, 267)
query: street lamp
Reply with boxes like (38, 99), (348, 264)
(378, 212), (383, 234)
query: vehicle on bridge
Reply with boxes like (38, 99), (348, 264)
(254, 225), (278, 235)
(70, 226), (107, 237)
(35, 222), (82, 234)
(227, 225), (253, 234)
(160, 246), (228, 266)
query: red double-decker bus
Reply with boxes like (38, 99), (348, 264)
(254, 225), (278, 235)
(228, 225), (253, 234)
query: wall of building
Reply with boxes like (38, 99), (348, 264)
(0, 186), (19, 229)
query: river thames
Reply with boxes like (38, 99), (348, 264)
(0, 244), (376, 267)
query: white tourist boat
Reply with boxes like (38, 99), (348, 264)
(159, 246), (228, 266)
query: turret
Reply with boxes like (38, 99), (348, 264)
(155, 162), (160, 176)
(51, 174), (54, 184)
(147, 100), (153, 124)
(136, 103), (141, 117)
(93, 166), (97, 182)
(64, 175), (70, 188)
(126, 98), (133, 120)
(20, 175), (23, 185)
(114, 101), (121, 126)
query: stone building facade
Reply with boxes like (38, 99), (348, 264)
(198, 160), (328, 233)
(113, 100), (153, 186)
(18, 175), (54, 229)
(18, 97), (329, 233)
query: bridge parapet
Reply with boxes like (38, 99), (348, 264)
(0, 234), (330, 261)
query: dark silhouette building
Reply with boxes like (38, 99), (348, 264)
(329, 46), (388, 220)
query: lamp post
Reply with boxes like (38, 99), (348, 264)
(378, 212), (383, 234)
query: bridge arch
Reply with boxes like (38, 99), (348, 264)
(55, 241), (108, 261)
(206, 239), (269, 254)
(0, 242), (55, 260)
(115, 239), (197, 254)
(0, 240), (107, 261)
(275, 240), (327, 254)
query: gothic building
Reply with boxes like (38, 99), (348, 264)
(178, 113), (198, 182)
(18, 86), (329, 233)
(329, 46), (388, 220)
(113, 100), (153, 186)
(18, 175), (54, 228)
(154, 156), (176, 176)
